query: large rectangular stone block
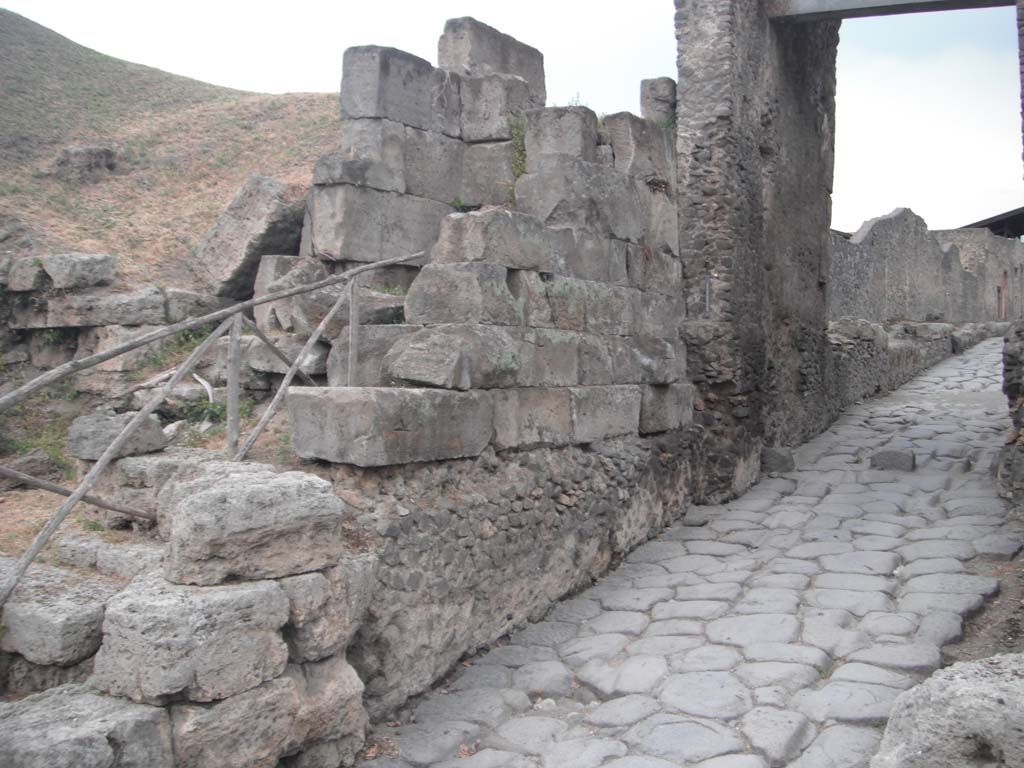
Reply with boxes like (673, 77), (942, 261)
(10, 287), (167, 328)
(253, 254), (302, 331)
(641, 292), (685, 339)
(314, 118), (406, 193)
(384, 325), (523, 389)
(304, 184), (450, 263)
(405, 262), (524, 326)
(519, 328), (580, 387)
(551, 229), (630, 285)
(341, 46), (461, 137)
(507, 269), (553, 327)
(460, 73), (537, 142)
(438, 17), (546, 106)
(640, 383), (694, 434)
(569, 385), (641, 442)
(288, 387), (494, 466)
(600, 112), (674, 186)
(627, 246), (682, 294)
(75, 324), (168, 372)
(431, 209), (556, 272)
(460, 141), (515, 207)
(544, 276), (641, 335)
(91, 573), (289, 704)
(524, 107), (599, 172)
(327, 324), (422, 386)
(246, 336), (329, 376)
(515, 156), (650, 243)
(492, 387), (572, 449)
(404, 126), (465, 203)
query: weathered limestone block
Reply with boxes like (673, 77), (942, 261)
(341, 46), (461, 137)
(0, 556), (121, 666)
(162, 464), (349, 585)
(6, 256), (47, 291)
(460, 141), (515, 206)
(627, 246), (682, 294)
(431, 209), (556, 272)
(438, 17), (546, 106)
(246, 336), (329, 376)
(56, 535), (164, 580)
(641, 292), (684, 339)
(253, 254), (302, 330)
(871, 653), (1024, 768)
(66, 410), (168, 460)
(516, 156), (649, 243)
(0, 684), (173, 768)
(545, 276), (642, 335)
(327, 325), (421, 386)
(194, 175), (306, 299)
(648, 191), (680, 256)
(524, 107), (599, 171)
(520, 328), (581, 387)
(92, 573), (289, 704)
(196, 335), (271, 391)
(282, 656), (368, 751)
(405, 262), (524, 326)
(631, 336), (684, 384)
(570, 385), (641, 442)
(279, 556), (378, 662)
(287, 387), (493, 466)
(640, 77), (677, 125)
(640, 383), (694, 434)
(493, 387), (572, 449)
(75, 324), (166, 373)
(384, 325), (522, 389)
(460, 73), (536, 142)
(303, 184), (450, 263)
(557, 229), (630, 285)
(600, 112), (673, 186)
(507, 269), (553, 327)
(90, 448), (211, 523)
(0, 653), (94, 697)
(404, 126), (465, 203)
(164, 289), (231, 323)
(10, 286), (166, 328)
(8, 252), (116, 291)
(579, 334), (635, 385)
(170, 678), (299, 768)
(27, 327), (77, 368)
(315, 118), (407, 193)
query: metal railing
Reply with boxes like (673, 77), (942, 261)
(0, 250), (423, 608)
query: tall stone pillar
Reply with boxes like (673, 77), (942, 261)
(674, 0), (839, 495)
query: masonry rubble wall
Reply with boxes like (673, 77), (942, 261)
(999, 321), (1024, 502)
(830, 208), (1024, 325)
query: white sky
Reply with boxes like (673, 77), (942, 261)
(2, 1), (1022, 231)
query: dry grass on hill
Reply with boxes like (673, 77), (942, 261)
(0, 8), (339, 289)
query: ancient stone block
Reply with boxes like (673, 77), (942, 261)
(170, 678), (299, 768)
(519, 328), (580, 387)
(287, 387), (493, 466)
(6, 256), (46, 291)
(648, 191), (680, 256)
(92, 573), (290, 704)
(10, 287), (167, 328)
(341, 46), (461, 137)
(404, 127), (465, 203)
(569, 385), (641, 442)
(438, 17), (546, 106)
(194, 175), (306, 299)
(27, 327), (77, 368)
(162, 463), (349, 585)
(871, 449), (916, 472)
(555, 229), (630, 285)
(641, 292), (684, 339)
(282, 655), (368, 750)
(246, 336), (329, 376)
(543, 276), (641, 336)
(405, 262), (524, 326)
(75, 324), (167, 373)
(0, 556), (120, 666)
(431, 209), (556, 272)
(384, 325), (522, 389)
(164, 289), (231, 323)
(601, 112), (673, 186)
(253, 254), (302, 331)
(627, 246), (682, 293)
(524, 107), (599, 171)
(640, 383), (693, 434)
(0, 684), (174, 768)
(492, 387), (572, 450)
(315, 117), (406, 193)
(640, 77), (677, 125)
(66, 410), (168, 461)
(303, 184), (450, 263)
(460, 73), (535, 142)
(515, 156), (649, 243)
(32, 252), (115, 289)
(278, 556), (378, 662)
(460, 140), (515, 207)
(327, 324), (422, 386)
(507, 269), (553, 327)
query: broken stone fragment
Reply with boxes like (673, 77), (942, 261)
(66, 410), (168, 461)
(91, 572), (290, 704)
(327, 324), (422, 387)
(316, 118), (407, 193)
(640, 77), (677, 125)
(384, 324), (522, 390)
(194, 175), (306, 300)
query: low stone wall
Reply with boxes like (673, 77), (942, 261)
(999, 321), (1024, 502)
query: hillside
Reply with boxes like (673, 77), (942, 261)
(0, 8), (338, 288)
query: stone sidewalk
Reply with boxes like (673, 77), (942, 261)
(363, 338), (1022, 768)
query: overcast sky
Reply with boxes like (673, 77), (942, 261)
(3, 1), (1021, 231)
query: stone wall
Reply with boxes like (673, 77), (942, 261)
(830, 208), (1024, 325)
(674, 0), (840, 475)
(999, 321), (1024, 502)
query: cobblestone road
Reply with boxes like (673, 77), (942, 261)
(364, 338), (1022, 768)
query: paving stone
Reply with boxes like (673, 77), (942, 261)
(915, 611), (963, 646)
(581, 611), (650, 636)
(643, 619), (704, 636)
(672, 645), (742, 672)
(623, 714), (746, 763)
(897, 557), (965, 579)
(803, 588), (895, 616)
(628, 636), (704, 656)
(848, 643), (941, 673)
(512, 622), (579, 647)
(414, 688), (531, 728)
(813, 573), (897, 594)
(551, 599), (602, 624)
(613, 655), (669, 694)
(676, 583), (744, 601)
(902, 573), (999, 596)
(706, 613), (799, 647)
(390, 721), (482, 765)
(858, 612), (918, 637)
(787, 542), (854, 559)
(743, 643), (830, 669)
(819, 551), (900, 576)
(436, 750), (534, 768)
(652, 600), (729, 620)
(750, 573), (811, 590)
(661, 554), (727, 574)
(598, 588), (674, 611)
(659, 671), (752, 718)
(801, 609), (872, 657)
(693, 757), (767, 768)
(793, 681), (901, 724)
(972, 532), (1023, 559)
(852, 535), (905, 551)
(486, 716), (568, 755)
(559, 635), (630, 667)
(685, 541), (749, 556)
(603, 758), (679, 768)
(766, 558), (822, 575)
(513, 661), (574, 697)
(740, 707), (815, 765)
(585, 695), (660, 727)
(897, 591), (985, 616)
(540, 737), (627, 768)
(478, 646), (557, 668)
(897, 540), (976, 562)
(734, 588), (801, 614)
(787, 725), (881, 768)
(735, 662), (820, 691)
(452, 665), (512, 691)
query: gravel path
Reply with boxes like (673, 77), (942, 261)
(363, 338), (1022, 768)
